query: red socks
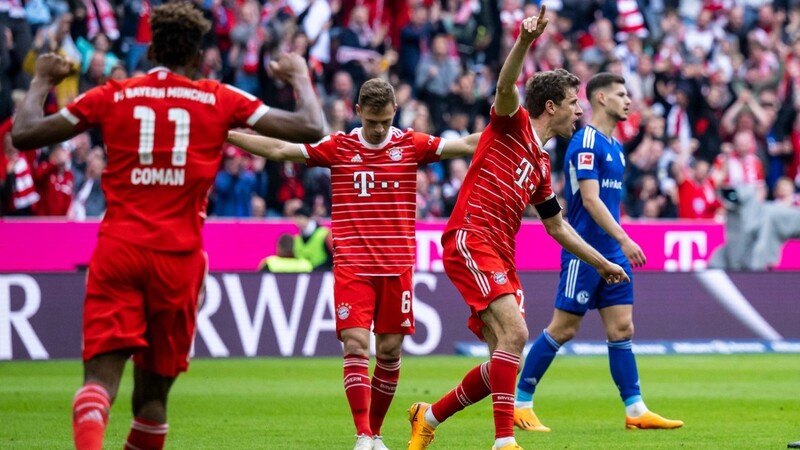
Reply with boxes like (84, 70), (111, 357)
(369, 357), (400, 435)
(430, 361), (491, 422)
(72, 383), (110, 450)
(489, 350), (519, 440)
(344, 354), (372, 436)
(125, 417), (168, 450)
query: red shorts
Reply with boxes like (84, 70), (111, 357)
(442, 229), (525, 340)
(333, 265), (415, 338)
(83, 235), (207, 377)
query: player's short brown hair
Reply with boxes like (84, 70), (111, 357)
(358, 78), (396, 112)
(150, 2), (211, 68)
(525, 69), (580, 118)
(586, 72), (626, 105)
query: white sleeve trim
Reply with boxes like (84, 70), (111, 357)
(299, 143), (309, 159)
(436, 138), (447, 155)
(246, 105), (270, 127)
(59, 108), (80, 125)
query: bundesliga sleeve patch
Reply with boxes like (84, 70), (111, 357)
(578, 152), (594, 170)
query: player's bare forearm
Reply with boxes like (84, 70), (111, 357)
(252, 79), (324, 143)
(495, 8), (548, 116)
(12, 79), (73, 149)
(226, 130), (306, 162)
(441, 132), (481, 158)
(288, 74), (325, 141)
(582, 194), (627, 244)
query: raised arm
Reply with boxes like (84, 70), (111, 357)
(12, 53), (80, 149)
(250, 53), (325, 143)
(578, 179), (647, 267)
(440, 132), (481, 159)
(540, 210), (630, 283)
(226, 130), (308, 162)
(494, 6), (548, 116)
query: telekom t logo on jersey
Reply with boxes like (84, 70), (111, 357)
(514, 158), (536, 192)
(664, 231), (708, 271)
(354, 171), (400, 197)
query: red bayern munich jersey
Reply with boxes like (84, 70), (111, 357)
(445, 106), (554, 266)
(61, 67), (269, 251)
(301, 127), (444, 275)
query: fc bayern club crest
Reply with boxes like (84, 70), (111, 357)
(493, 272), (508, 285)
(389, 148), (403, 161)
(337, 303), (352, 320)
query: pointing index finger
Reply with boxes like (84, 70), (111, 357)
(537, 5), (547, 24)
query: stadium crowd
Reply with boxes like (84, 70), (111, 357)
(2, 0), (800, 220)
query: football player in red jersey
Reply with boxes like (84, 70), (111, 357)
(11, 3), (324, 449)
(406, 7), (628, 450)
(227, 77), (480, 450)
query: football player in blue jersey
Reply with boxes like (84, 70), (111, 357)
(513, 72), (684, 431)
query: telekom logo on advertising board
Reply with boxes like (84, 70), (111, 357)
(663, 231), (708, 272)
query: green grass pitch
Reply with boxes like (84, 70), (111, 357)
(1, 354), (799, 449)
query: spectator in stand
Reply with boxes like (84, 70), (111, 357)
(33, 143), (73, 216)
(325, 70), (357, 122)
(334, 5), (386, 88)
(398, 4), (434, 86)
(415, 33), (461, 131)
(671, 147), (724, 220)
(213, 146), (257, 217)
(441, 157), (467, 216)
(23, 11), (81, 108)
(2, 130), (39, 215)
(258, 233), (314, 273)
(69, 149), (105, 220)
(416, 167), (444, 219)
(773, 176), (800, 207)
(228, 0), (263, 96)
(713, 130), (767, 201)
(291, 206), (333, 271)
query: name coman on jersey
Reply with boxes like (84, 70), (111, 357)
(302, 127), (444, 275)
(131, 167), (185, 186)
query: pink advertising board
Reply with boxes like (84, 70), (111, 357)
(2, 219), (799, 272)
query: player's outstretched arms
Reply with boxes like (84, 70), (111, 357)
(440, 132), (482, 158)
(494, 6), (548, 116)
(226, 130), (307, 163)
(12, 53), (80, 149)
(250, 53), (325, 143)
(540, 207), (630, 284)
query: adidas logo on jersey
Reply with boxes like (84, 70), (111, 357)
(351, 154), (363, 163)
(606, 153), (613, 161)
(400, 318), (412, 327)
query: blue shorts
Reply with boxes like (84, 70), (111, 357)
(554, 255), (634, 316)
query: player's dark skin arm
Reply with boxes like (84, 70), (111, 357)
(250, 53), (325, 143)
(12, 54), (79, 149)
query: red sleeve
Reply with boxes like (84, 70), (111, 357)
(302, 134), (337, 168)
(412, 132), (444, 165)
(63, 85), (112, 131)
(217, 83), (270, 129)
(530, 157), (555, 205)
(489, 105), (529, 131)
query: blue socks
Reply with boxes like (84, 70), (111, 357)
(516, 330), (561, 403)
(607, 339), (642, 402)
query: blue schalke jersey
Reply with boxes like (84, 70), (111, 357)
(562, 125), (626, 260)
